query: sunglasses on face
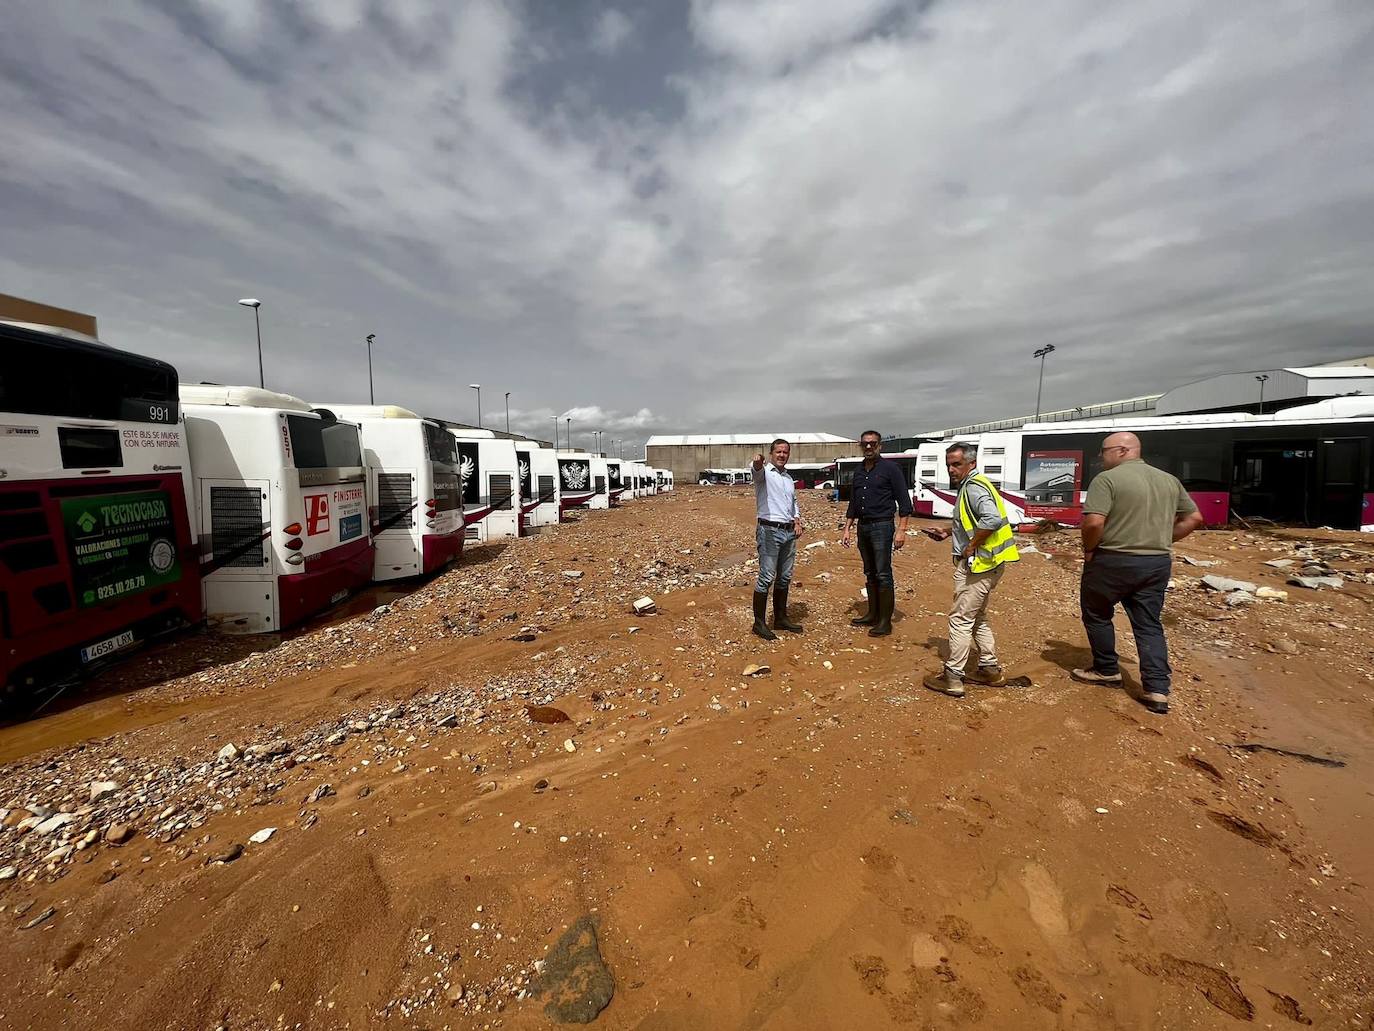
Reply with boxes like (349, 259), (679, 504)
(861, 441), (880, 448)
(1098, 445), (1128, 456)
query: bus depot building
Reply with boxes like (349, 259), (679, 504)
(644, 432), (855, 486)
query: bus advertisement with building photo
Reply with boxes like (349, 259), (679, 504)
(0, 321), (201, 699)
(181, 385), (373, 633)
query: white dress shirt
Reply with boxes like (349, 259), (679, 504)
(753, 463), (800, 523)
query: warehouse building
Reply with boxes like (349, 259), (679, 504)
(644, 432), (856, 485)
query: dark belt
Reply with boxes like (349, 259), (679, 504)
(858, 516), (894, 525)
(758, 518), (792, 529)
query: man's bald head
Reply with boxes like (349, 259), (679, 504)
(1100, 431), (1141, 469)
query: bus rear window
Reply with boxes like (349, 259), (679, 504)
(424, 421), (458, 464)
(286, 415), (363, 469)
(0, 326), (178, 424)
(58, 426), (123, 469)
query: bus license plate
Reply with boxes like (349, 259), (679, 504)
(330, 589), (348, 605)
(80, 630), (136, 664)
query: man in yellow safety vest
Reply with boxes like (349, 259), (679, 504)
(921, 442), (1020, 697)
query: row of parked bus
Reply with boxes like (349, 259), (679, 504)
(836, 398), (1374, 534)
(0, 320), (672, 700)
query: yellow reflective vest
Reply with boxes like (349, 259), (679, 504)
(957, 473), (1020, 573)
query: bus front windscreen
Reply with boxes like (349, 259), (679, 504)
(287, 415), (363, 468)
(423, 421), (459, 465)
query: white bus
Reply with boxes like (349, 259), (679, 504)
(515, 442), (560, 531)
(315, 404), (464, 581)
(605, 459), (628, 504)
(557, 452), (598, 513)
(911, 432), (1028, 523)
(1, 321), (201, 698)
(180, 385), (372, 633)
(588, 455), (610, 510)
(663, 470), (675, 491)
(446, 428), (519, 543)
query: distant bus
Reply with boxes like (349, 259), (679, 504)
(784, 462), (836, 490)
(515, 442), (559, 531)
(0, 321), (201, 698)
(181, 385), (373, 632)
(589, 455), (610, 509)
(606, 459), (628, 504)
(317, 404), (464, 581)
(557, 453), (598, 512)
(912, 433), (1028, 522)
(698, 468), (749, 485)
(446, 428), (519, 543)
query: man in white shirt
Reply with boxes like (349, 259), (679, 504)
(751, 439), (804, 640)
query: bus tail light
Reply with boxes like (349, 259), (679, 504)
(284, 522), (302, 536)
(285, 537), (303, 551)
(285, 553), (305, 566)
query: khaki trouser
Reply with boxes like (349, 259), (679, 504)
(946, 556), (1006, 675)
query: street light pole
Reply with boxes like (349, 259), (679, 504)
(566, 417), (572, 452)
(552, 415), (559, 450)
(237, 298), (264, 388)
(366, 334), (376, 404)
(504, 392), (511, 434)
(1032, 344), (1057, 420)
(468, 384), (481, 428)
(1256, 374), (1269, 415)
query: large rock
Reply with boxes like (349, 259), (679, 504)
(530, 916), (615, 1023)
(1200, 574), (1257, 594)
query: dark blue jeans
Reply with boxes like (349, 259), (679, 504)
(857, 519), (896, 588)
(1080, 550), (1173, 694)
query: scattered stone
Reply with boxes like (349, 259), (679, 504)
(207, 843), (244, 865)
(478, 781), (499, 795)
(563, 739), (577, 753)
(435, 713), (459, 728)
(1095, 807), (1110, 815)
(34, 813), (76, 836)
(1267, 639), (1300, 656)
(1179, 555), (1219, 567)
(1255, 587), (1288, 601)
(562, 570), (584, 580)
(1262, 559), (1295, 568)
(534, 778), (550, 793)
(743, 664), (771, 677)
(527, 705), (572, 725)
(370, 604), (392, 619)
(42, 844), (74, 865)
(19, 906), (56, 931)
(89, 780), (120, 803)
(1225, 592), (1256, 607)
(305, 784), (335, 804)
(804, 540), (827, 550)
(1200, 575), (1257, 594)
(627, 626), (640, 634)
(1287, 575), (1343, 590)
(248, 827), (277, 844)
(216, 743), (240, 763)
(632, 597), (657, 615)
(0, 867), (15, 881)
(529, 916), (615, 1023)
(104, 823), (135, 845)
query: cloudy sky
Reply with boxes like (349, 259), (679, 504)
(4, 1), (1373, 450)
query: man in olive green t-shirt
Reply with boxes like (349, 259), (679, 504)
(1071, 431), (1206, 714)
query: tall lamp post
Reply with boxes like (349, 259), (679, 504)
(1256, 374), (1269, 415)
(366, 334), (376, 404)
(552, 415), (559, 450)
(237, 298), (264, 388)
(468, 384), (481, 428)
(504, 392), (511, 434)
(1032, 344), (1056, 420)
(566, 417), (572, 452)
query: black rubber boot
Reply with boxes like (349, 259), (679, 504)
(773, 586), (803, 633)
(851, 581), (879, 626)
(751, 590), (777, 641)
(868, 587), (895, 637)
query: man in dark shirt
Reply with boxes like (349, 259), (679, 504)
(841, 430), (913, 637)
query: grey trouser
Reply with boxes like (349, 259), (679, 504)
(946, 556), (1006, 675)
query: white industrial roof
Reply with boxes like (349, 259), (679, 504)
(1282, 366), (1374, 378)
(645, 432), (855, 446)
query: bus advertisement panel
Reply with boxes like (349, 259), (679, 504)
(1023, 450), (1084, 523)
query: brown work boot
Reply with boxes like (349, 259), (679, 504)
(966, 664), (1007, 687)
(1141, 692), (1169, 715)
(1071, 667), (1123, 686)
(923, 668), (965, 698)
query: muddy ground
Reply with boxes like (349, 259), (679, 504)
(1, 487), (1371, 1030)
